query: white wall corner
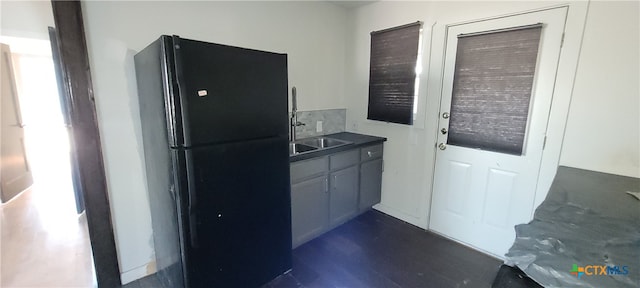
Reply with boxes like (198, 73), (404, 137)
(557, 1), (640, 179)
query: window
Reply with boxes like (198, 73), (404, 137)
(447, 24), (543, 155)
(367, 22), (422, 125)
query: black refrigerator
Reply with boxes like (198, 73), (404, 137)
(134, 35), (292, 288)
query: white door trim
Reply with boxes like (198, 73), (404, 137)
(531, 2), (590, 210)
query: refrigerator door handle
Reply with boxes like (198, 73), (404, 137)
(171, 35), (191, 147)
(185, 151), (198, 248)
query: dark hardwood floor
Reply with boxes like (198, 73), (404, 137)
(266, 210), (501, 288)
(124, 210), (502, 288)
(121, 275), (163, 288)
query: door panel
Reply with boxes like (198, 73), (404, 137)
(482, 169), (517, 229)
(0, 44), (33, 203)
(430, 8), (567, 258)
(329, 166), (358, 226)
(359, 158), (382, 211)
(291, 176), (329, 247)
(444, 161), (471, 217)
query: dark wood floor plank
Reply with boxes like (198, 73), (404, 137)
(324, 220), (454, 287)
(303, 276), (336, 288)
(284, 211), (501, 288)
(289, 254), (321, 285)
(347, 211), (501, 285)
(310, 231), (402, 288)
(266, 273), (302, 288)
(125, 210), (502, 288)
(335, 214), (468, 286)
(290, 239), (371, 287)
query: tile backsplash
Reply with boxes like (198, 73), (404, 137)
(294, 109), (346, 139)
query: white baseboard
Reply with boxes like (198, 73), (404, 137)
(120, 260), (156, 285)
(373, 203), (427, 229)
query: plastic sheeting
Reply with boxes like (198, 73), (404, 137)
(504, 166), (640, 288)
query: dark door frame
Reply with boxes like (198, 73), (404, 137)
(48, 26), (86, 215)
(50, 1), (121, 287)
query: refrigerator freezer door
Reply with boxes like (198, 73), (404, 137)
(172, 37), (288, 147)
(180, 136), (292, 287)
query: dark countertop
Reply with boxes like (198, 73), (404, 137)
(289, 132), (387, 162)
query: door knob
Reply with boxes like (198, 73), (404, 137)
(438, 143), (446, 150)
(441, 128), (448, 134)
(442, 112), (450, 119)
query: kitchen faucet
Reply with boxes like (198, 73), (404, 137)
(290, 86), (305, 142)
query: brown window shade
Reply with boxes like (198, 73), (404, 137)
(368, 22), (421, 125)
(447, 24), (542, 155)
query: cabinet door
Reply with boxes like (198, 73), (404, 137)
(329, 166), (359, 226)
(360, 159), (383, 211)
(291, 176), (329, 248)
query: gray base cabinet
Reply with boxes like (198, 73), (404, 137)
(359, 158), (383, 211)
(291, 143), (384, 248)
(291, 176), (329, 246)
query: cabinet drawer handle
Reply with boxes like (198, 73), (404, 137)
(324, 178), (328, 193)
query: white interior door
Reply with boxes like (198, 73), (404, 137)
(429, 8), (566, 258)
(0, 43), (33, 203)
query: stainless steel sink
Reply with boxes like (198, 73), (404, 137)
(289, 136), (353, 156)
(289, 143), (317, 155)
(298, 137), (351, 149)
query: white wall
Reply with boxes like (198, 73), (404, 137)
(81, 1), (348, 284)
(344, 1), (590, 228)
(0, 0), (54, 40)
(560, 1), (640, 178)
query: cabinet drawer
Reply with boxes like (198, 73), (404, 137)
(291, 157), (328, 183)
(361, 144), (383, 161)
(329, 149), (359, 170)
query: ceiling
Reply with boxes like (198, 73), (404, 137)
(327, 1), (378, 9)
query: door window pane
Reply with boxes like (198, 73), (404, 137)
(447, 25), (542, 155)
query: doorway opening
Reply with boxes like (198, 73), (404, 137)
(0, 35), (96, 287)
